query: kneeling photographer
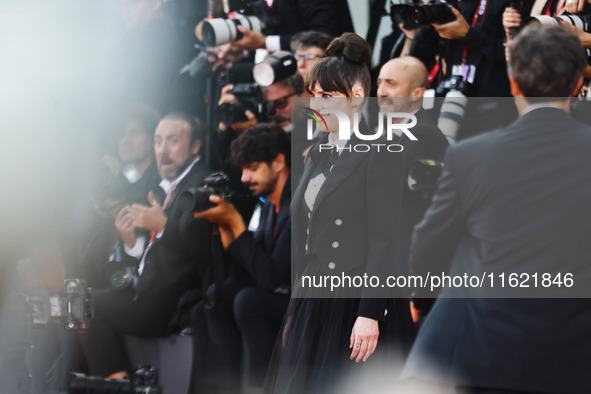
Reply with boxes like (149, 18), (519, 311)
(189, 124), (291, 393)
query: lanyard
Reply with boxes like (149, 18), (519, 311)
(459, 0), (489, 62)
(544, 0), (565, 16)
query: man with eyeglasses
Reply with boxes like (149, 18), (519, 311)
(218, 72), (304, 134)
(290, 30), (333, 80)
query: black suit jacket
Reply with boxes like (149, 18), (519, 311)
(226, 177), (291, 292)
(127, 159), (213, 336)
(403, 108), (591, 393)
(292, 123), (405, 320)
(274, 0), (354, 50)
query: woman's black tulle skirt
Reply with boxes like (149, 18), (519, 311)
(264, 263), (416, 394)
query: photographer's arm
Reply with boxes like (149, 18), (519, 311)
(433, 7), (506, 64)
(192, 195), (247, 248)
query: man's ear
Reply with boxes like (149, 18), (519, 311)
(272, 153), (287, 172)
(411, 86), (426, 102)
(571, 76), (584, 97)
(509, 75), (524, 98)
(191, 140), (202, 156)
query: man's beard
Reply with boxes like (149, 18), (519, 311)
(246, 174), (278, 197)
(159, 154), (192, 180)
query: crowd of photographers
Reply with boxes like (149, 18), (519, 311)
(15, 0), (591, 392)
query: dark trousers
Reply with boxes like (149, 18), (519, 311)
(189, 279), (289, 393)
(234, 288), (289, 388)
(189, 277), (245, 394)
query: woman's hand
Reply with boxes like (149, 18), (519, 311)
(349, 316), (379, 363)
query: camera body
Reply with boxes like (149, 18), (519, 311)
(219, 83), (270, 124)
(26, 279), (94, 331)
(179, 172), (234, 213)
(436, 74), (465, 96)
(390, 0), (458, 30)
(219, 52), (297, 125)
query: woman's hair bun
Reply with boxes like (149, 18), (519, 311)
(326, 32), (372, 65)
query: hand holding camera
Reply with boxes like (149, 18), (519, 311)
(232, 24), (267, 51)
(219, 84), (259, 131)
(432, 7), (470, 39)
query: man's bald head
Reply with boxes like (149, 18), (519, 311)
(377, 56), (428, 113)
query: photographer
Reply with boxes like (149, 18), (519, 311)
(212, 72), (303, 174)
(291, 30), (333, 80)
(190, 124), (291, 393)
(226, 0), (353, 52)
(402, 0), (517, 139)
(81, 103), (161, 289)
(79, 113), (213, 378)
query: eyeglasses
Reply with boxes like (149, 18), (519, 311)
(294, 53), (324, 63)
(269, 92), (299, 110)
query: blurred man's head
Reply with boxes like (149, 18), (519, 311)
(377, 56), (428, 113)
(118, 103), (160, 168)
(291, 31), (333, 80)
(263, 72), (304, 130)
(154, 113), (203, 180)
(230, 124), (290, 197)
(508, 25), (586, 102)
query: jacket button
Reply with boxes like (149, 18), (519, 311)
(328, 262), (336, 270)
(335, 219), (343, 226)
(384, 309), (388, 317)
(332, 242), (339, 248)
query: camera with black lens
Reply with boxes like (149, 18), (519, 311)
(179, 172), (234, 213)
(26, 279), (93, 331)
(70, 365), (161, 394)
(220, 83), (268, 124)
(102, 260), (138, 291)
(202, 0), (280, 47)
(219, 51), (297, 124)
(390, 0), (458, 30)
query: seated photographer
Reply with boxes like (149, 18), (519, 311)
(190, 124), (291, 393)
(78, 113), (213, 377)
(290, 30), (333, 80)
(80, 103), (161, 289)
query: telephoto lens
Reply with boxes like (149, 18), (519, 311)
(202, 14), (263, 47)
(253, 51), (297, 87)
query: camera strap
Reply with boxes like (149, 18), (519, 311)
(543, 0), (565, 16)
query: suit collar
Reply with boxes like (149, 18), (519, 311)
(299, 120), (371, 213)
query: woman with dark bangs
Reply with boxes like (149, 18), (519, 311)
(265, 33), (415, 393)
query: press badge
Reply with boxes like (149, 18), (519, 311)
(452, 64), (476, 84)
